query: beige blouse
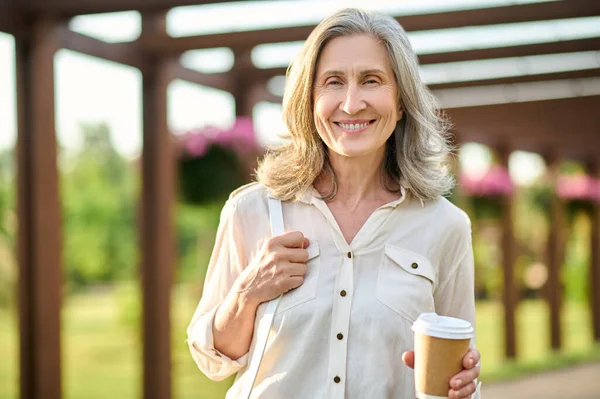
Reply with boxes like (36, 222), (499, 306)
(187, 182), (480, 399)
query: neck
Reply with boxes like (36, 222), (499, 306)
(316, 148), (391, 207)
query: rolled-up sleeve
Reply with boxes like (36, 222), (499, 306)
(186, 198), (250, 381)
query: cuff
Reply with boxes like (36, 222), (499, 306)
(187, 305), (249, 381)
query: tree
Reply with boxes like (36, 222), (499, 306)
(61, 122), (137, 287)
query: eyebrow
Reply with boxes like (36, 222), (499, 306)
(318, 68), (388, 78)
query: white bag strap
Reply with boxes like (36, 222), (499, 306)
(239, 197), (284, 399)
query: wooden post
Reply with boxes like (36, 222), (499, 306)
(499, 147), (517, 358)
(232, 48), (256, 117)
(545, 154), (564, 350)
(587, 158), (600, 341)
(15, 18), (63, 399)
(140, 12), (175, 399)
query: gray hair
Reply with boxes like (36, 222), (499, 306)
(256, 8), (455, 202)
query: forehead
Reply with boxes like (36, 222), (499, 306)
(316, 34), (394, 74)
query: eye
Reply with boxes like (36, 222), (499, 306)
(364, 77), (380, 85)
(326, 78), (342, 86)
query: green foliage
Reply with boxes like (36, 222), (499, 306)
(178, 144), (246, 206)
(175, 201), (223, 283)
(0, 149), (16, 308)
(61, 123), (138, 288)
(59, 122), (225, 289)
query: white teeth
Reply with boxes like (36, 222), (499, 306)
(338, 122), (369, 130)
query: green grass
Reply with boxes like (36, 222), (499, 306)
(1, 286), (599, 399)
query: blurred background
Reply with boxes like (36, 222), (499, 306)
(1, 0), (599, 398)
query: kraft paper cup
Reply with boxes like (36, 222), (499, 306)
(411, 313), (474, 399)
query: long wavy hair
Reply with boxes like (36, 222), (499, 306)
(256, 8), (454, 202)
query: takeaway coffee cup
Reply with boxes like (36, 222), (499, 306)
(411, 313), (474, 399)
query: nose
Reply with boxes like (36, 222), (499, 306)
(340, 85), (366, 115)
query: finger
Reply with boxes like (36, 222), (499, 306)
(275, 231), (305, 248)
(401, 351), (414, 369)
(449, 381), (476, 399)
(281, 247), (309, 263)
(462, 348), (480, 369)
(303, 237), (310, 249)
(450, 367), (480, 391)
(286, 262), (308, 277)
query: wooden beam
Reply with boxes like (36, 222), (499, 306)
(137, 0), (600, 54)
(57, 26), (144, 69)
(170, 63), (232, 92)
(15, 17), (62, 399)
(20, 0), (239, 16)
(139, 13), (174, 399)
(0, 8), (24, 34)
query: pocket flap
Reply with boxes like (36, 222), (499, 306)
(306, 243), (320, 261)
(384, 245), (436, 283)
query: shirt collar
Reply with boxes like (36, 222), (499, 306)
(296, 185), (411, 208)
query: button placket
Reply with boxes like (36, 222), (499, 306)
(327, 251), (354, 398)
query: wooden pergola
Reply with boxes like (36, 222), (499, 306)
(1, 0), (599, 398)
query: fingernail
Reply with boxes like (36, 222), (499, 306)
(454, 379), (462, 389)
(469, 358), (474, 367)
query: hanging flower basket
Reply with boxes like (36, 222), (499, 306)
(459, 165), (514, 220)
(175, 117), (262, 206)
(557, 173), (600, 221)
(528, 173), (600, 223)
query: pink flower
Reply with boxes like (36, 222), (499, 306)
(460, 165), (514, 197)
(183, 132), (209, 157)
(177, 117), (261, 159)
(557, 174), (600, 202)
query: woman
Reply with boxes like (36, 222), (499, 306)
(187, 8), (481, 399)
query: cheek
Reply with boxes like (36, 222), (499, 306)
(314, 95), (335, 121)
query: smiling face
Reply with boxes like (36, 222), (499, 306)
(313, 34), (402, 161)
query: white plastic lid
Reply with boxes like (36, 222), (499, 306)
(412, 312), (474, 340)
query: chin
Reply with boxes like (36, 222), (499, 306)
(335, 146), (374, 158)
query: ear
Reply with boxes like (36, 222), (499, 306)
(397, 108), (404, 122)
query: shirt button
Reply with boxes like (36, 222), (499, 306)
(411, 262), (418, 269)
(340, 290), (347, 297)
(347, 252), (352, 259)
(334, 376), (341, 383)
(337, 333), (344, 340)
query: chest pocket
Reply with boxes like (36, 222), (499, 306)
(275, 243), (320, 315)
(376, 244), (436, 323)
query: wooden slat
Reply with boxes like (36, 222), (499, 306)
(430, 69), (600, 90)
(15, 17), (63, 399)
(499, 147), (517, 359)
(140, 13), (174, 399)
(234, 39), (600, 87)
(419, 37), (600, 65)
(137, 0), (600, 54)
(57, 26), (144, 69)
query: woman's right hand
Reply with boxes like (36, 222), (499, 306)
(232, 231), (310, 306)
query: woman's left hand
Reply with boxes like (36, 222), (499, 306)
(402, 348), (481, 399)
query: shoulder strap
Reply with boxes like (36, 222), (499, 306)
(239, 198), (284, 399)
